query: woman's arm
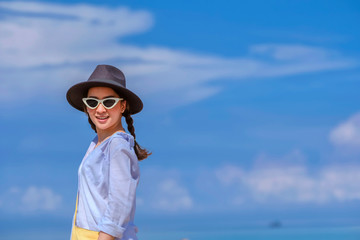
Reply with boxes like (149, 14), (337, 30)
(98, 231), (115, 240)
(97, 137), (139, 238)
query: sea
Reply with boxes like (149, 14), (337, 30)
(2, 226), (360, 240)
(137, 227), (360, 240)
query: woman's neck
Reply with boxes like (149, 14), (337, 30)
(96, 125), (125, 145)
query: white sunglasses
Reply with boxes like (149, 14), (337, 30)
(82, 97), (123, 110)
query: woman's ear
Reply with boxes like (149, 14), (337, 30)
(121, 100), (127, 113)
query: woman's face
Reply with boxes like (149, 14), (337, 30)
(86, 87), (126, 133)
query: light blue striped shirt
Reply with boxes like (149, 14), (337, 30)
(73, 131), (139, 240)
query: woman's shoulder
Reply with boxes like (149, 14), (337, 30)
(108, 131), (135, 149)
(105, 132), (137, 160)
(95, 131), (135, 154)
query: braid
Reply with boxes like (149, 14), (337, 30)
(124, 112), (135, 139)
(123, 110), (151, 161)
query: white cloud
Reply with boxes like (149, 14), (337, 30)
(21, 186), (62, 211)
(0, 1), (153, 67)
(0, 1), (357, 107)
(254, 149), (307, 167)
(151, 178), (193, 212)
(0, 186), (62, 212)
(137, 167), (194, 212)
(215, 165), (245, 186)
(251, 44), (330, 61)
(329, 113), (360, 148)
(215, 163), (360, 204)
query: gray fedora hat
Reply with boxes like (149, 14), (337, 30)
(66, 64), (143, 114)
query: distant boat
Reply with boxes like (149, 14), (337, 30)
(269, 220), (282, 228)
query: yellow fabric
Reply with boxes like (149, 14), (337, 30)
(71, 195), (100, 240)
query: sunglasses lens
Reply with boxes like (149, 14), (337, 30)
(86, 99), (98, 108)
(103, 99), (116, 108)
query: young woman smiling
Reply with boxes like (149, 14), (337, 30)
(66, 65), (150, 240)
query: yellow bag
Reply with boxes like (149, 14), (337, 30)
(71, 195), (99, 240)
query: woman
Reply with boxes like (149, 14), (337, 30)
(66, 64), (150, 240)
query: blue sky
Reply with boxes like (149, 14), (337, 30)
(1, 0), (360, 239)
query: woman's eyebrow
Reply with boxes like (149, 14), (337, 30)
(88, 95), (117, 99)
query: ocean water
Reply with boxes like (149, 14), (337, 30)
(2, 226), (359, 240)
(137, 227), (360, 240)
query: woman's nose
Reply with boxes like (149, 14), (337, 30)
(96, 103), (107, 113)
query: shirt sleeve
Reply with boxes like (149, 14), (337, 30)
(97, 136), (139, 238)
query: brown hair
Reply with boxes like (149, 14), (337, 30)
(84, 104), (151, 161)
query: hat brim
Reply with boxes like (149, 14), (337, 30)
(66, 78), (143, 114)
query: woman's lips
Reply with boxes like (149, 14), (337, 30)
(96, 116), (109, 123)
